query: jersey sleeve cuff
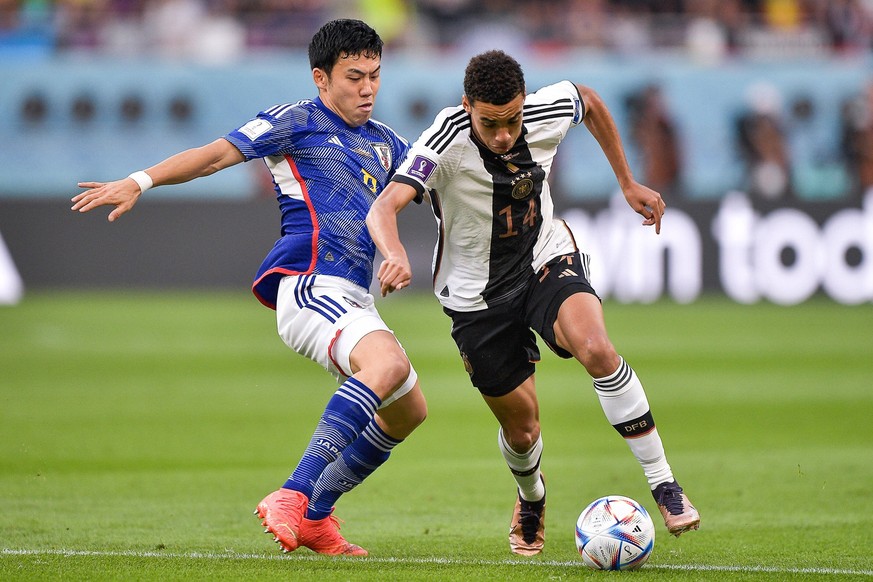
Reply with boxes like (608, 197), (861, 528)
(390, 174), (426, 204)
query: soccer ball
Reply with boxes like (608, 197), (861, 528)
(574, 495), (655, 571)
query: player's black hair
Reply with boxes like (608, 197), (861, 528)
(463, 50), (525, 106)
(308, 19), (384, 76)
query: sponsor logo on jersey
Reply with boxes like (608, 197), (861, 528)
(372, 143), (392, 171)
(407, 155), (436, 182)
(239, 118), (273, 141)
(329, 135), (344, 147)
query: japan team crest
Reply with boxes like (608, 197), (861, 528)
(373, 144), (392, 171)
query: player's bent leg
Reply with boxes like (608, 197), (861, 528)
(305, 386), (425, 524)
(553, 292), (700, 536)
(259, 337), (387, 552)
(300, 380), (425, 555)
(551, 291), (619, 378)
(268, 278), (423, 554)
(483, 378), (547, 555)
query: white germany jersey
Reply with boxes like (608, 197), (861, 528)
(392, 80), (585, 311)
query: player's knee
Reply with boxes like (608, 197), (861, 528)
(574, 335), (619, 378)
(378, 349), (413, 393)
(504, 422), (540, 453)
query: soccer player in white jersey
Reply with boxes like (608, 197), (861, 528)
(368, 50), (699, 555)
(71, 19), (427, 557)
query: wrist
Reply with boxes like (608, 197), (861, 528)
(128, 171), (153, 193)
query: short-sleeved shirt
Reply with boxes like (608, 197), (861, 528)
(390, 81), (585, 312)
(224, 97), (409, 309)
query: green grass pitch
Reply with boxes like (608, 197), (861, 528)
(1, 292), (871, 580)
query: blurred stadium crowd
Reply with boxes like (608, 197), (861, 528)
(2, 0), (873, 202)
(2, 1), (871, 304)
(1, 0), (871, 58)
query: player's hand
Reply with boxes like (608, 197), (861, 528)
(376, 254), (412, 297)
(623, 181), (666, 234)
(71, 178), (143, 222)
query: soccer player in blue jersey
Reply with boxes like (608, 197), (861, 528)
(368, 50), (699, 555)
(71, 19), (426, 557)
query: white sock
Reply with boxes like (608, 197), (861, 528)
(593, 357), (674, 488)
(498, 428), (545, 501)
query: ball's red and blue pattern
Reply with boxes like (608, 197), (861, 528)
(575, 495), (655, 570)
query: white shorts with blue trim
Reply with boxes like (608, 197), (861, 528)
(275, 274), (416, 408)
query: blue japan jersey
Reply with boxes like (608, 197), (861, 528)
(224, 97), (409, 309)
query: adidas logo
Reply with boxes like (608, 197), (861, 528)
(328, 135), (343, 147)
(439, 286), (450, 297)
(557, 268), (577, 278)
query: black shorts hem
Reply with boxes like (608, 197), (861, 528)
(476, 364), (536, 398)
(539, 283), (599, 359)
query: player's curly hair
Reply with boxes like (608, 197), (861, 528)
(309, 19), (383, 75)
(463, 50), (525, 106)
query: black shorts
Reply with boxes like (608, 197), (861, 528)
(443, 252), (599, 397)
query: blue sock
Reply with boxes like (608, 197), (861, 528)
(306, 420), (402, 520)
(283, 377), (381, 498)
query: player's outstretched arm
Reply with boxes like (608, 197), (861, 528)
(576, 84), (666, 234)
(367, 181), (418, 297)
(71, 138), (245, 222)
